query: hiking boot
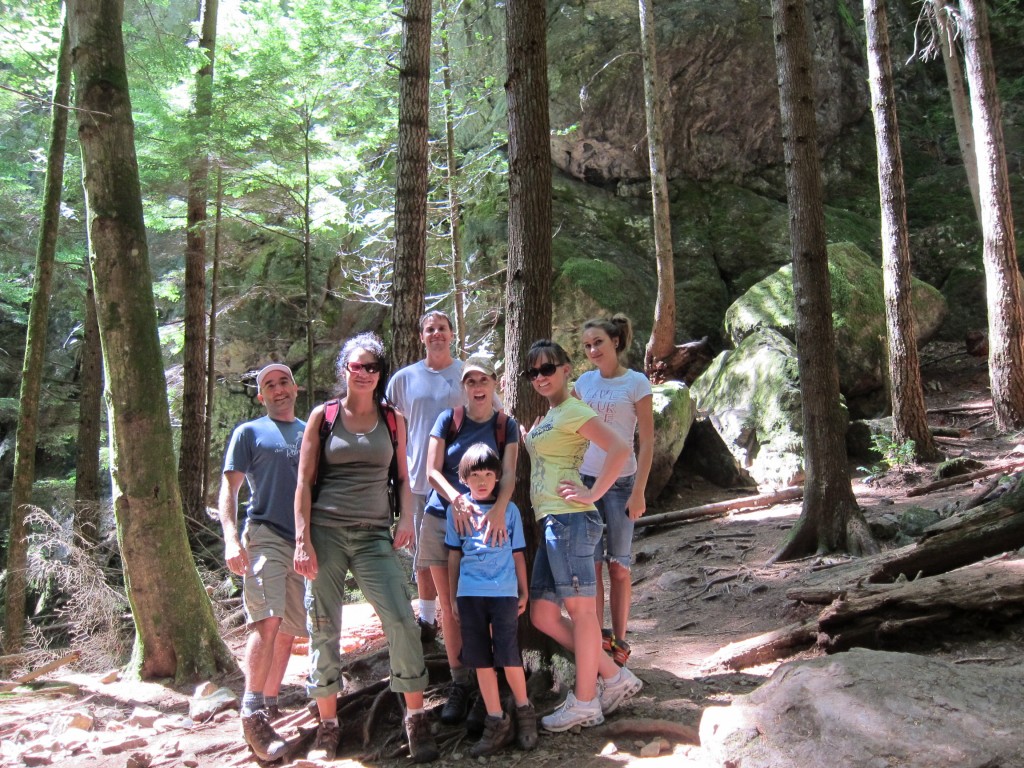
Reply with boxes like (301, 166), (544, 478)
(404, 711), (439, 763)
(514, 703), (538, 750)
(418, 618), (439, 644)
(307, 720), (341, 761)
(241, 710), (287, 761)
(440, 681), (472, 725)
(265, 704), (283, 721)
(598, 666), (643, 715)
(540, 692), (603, 732)
(470, 713), (514, 757)
(465, 691), (487, 737)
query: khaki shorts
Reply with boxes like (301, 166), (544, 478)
(414, 511), (450, 569)
(242, 522), (306, 637)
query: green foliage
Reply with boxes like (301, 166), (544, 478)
(858, 433), (916, 481)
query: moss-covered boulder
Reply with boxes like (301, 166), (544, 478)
(647, 382), (697, 502)
(690, 328), (807, 489)
(723, 242), (946, 412)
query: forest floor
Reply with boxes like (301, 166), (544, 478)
(3, 341), (1022, 768)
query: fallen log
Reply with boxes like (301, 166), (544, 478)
(707, 557), (1024, 670)
(906, 459), (1024, 497)
(870, 484), (1024, 583)
(0, 651), (80, 692)
(635, 486), (803, 529)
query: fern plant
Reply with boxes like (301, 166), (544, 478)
(858, 433), (916, 480)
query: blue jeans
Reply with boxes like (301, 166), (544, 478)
(529, 511), (604, 602)
(305, 524), (427, 698)
(582, 474), (636, 570)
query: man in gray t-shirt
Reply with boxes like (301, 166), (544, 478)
(218, 363), (305, 761)
(386, 311), (464, 639)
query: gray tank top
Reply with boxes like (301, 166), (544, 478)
(311, 413), (393, 527)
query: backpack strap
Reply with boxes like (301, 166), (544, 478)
(446, 406), (466, 444)
(446, 406), (509, 456)
(311, 399), (341, 502)
(494, 410), (508, 456)
(380, 403), (401, 519)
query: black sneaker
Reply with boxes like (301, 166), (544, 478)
(470, 713), (514, 757)
(465, 691), (487, 738)
(440, 681), (472, 725)
(404, 711), (439, 763)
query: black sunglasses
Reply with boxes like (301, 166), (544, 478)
(523, 362), (560, 380)
(347, 361), (381, 374)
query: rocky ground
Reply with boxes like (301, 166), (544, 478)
(2, 341), (1022, 768)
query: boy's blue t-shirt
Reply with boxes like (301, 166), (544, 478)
(424, 409), (520, 519)
(445, 499), (526, 598)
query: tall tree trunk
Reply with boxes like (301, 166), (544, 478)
(505, 0), (553, 652)
(638, 0), (676, 375)
(74, 257), (104, 546)
(864, 0), (941, 462)
(203, 167), (223, 492)
(931, 0), (981, 223)
(303, 112), (315, 411)
(67, 0), (235, 680)
(958, 0), (1024, 431)
(440, 0), (466, 359)
(391, 0), (432, 369)
(180, 0), (219, 535)
(3, 11), (72, 653)
(769, 0), (877, 562)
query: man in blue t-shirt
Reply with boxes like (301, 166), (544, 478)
(218, 363), (305, 762)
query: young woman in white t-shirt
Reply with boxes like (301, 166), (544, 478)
(573, 315), (654, 667)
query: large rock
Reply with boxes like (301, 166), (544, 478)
(723, 242), (947, 415)
(699, 649), (1024, 768)
(690, 328), (806, 489)
(647, 382), (696, 502)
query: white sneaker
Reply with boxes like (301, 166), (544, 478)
(599, 666), (643, 714)
(540, 691), (604, 732)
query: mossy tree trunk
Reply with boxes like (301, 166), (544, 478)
(769, 0), (877, 562)
(864, 0), (940, 462)
(74, 259), (104, 546)
(180, 0), (218, 535)
(391, 0), (431, 370)
(3, 11), (72, 653)
(68, 0), (236, 680)
(958, 0), (1024, 431)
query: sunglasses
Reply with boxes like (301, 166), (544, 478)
(347, 361), (381, 374)
(523, 362), (560, 380)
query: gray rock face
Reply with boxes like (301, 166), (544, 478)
(700, 648), (1024, 768)
(690, 328), (805, 489)
(647, 382), (696, 502)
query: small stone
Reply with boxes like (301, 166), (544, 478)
(22, 753), (54, 767)
(50, 712), (94, 735)
(100, 670), (120, 684)
(599, 741), (618, 755)
(182, 757), (199, 767)
(99, 735), (147, 755)
(193, 681), (218, 698)
(188, 686), (238, 722)
(127, 708), (161, 729)
(640, 739), (663, 757)
(125, 751), (152, 768)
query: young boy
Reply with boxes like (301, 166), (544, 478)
(446, 443), (537, 756)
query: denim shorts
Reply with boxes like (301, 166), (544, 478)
(582, 474), (636, 569)
(529, 510), (604, 602)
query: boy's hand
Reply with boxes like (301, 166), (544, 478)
(517, 594), (528, 616)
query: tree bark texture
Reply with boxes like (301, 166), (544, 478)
(931, 0), (980, 222)
(638, 0), (676, 373)
(864, 0), (940, 462)
(203, 168), (223, 479)
(3, 13), (72, 653)
(391, 0), (431, 371)
(769, 0), (876, 562)
(439, 2), (466, 359)
(68, 0), (235, 680)
(505, 0), (553, 653)
(74, 258), (104, 546)
(958, 0), (1024, 431)
(180, 0), (218, 534)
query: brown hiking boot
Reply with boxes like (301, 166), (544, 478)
(514, 703), (538, 750)
(470, 712), (515, 757)
(266, 704), (283, 721)
(241, 710), (287, 761)
(418, 618), (439, 644)
(404, 711), (439, 763)
(308, 720), (341, 761)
